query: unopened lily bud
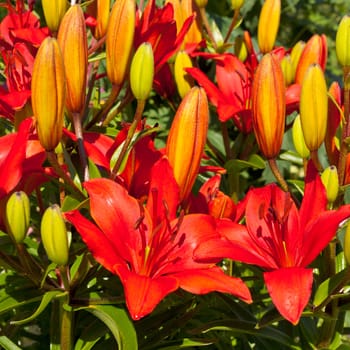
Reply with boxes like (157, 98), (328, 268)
(130, 43), (154, 101)
(57, 5), (87, 114)
(321, 166), (339, 204)
(344, 223), (350, 265)
(257, 0), (281, 53)
(290, 40), (305, 81)
(41, 205), (69, 266)
(292, 114), (310, 159)
(194, 0), (207, 8)
(31, 37), (65, 151)
(336, 15), (350, 67)
(166, 87), (209, 201)
(234, 36), (248, 62)
(252, 53), (286, 159)
(209, 192), (236, 219)
(42, 0), (67, 33)
(300, 64), (328, 152)
(6, 191), (30, 244)
(281, 54), (293, 86)
(231, 0), (244, 10)
(106, 0), (135, 86)
(295, 34), (327, 85)
(87, 0), (111, 40)
(174, 51), (194, 98)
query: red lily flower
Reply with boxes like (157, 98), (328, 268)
(0, 0), (48, 120)
(187, 53), (253, 133)
(65, 157), (252, 320)
(134, 0), (193, 98)
(195, 162), (350, 324)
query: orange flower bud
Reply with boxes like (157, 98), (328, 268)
(106, 0), (135, 86)
(166, 87), (209, 201)
(86, 0), (111, 40)
(290, 40), (305, 81)
(300, 64), (328, 152)
(295, 34), (327, 85)
(252, 53), (286, 159)
(174, 50), (194, 98)
(336, 15), (350, 68)
(42, 0), (67, 33)
(130, 43), (154, 101)
(257, 0), (281, 54)
(325, 82), (342, 165)
(57, 5), (88, 114)
(31, 37), (65, 151)
(181, 0), (202, 46)
(209, 192), (236, 220)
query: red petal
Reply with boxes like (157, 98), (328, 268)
(195, 220), (277, 269)
(84, 179), (149, 266)
(299, 161), (327, 230)
(300, 205), (350, 266)
(264, 267), (313, 325)
(175, 267), (252, 303)
(146, 157), (180, 225)
(116, 265), (178, 320)
(0, 118), (31, 197)
(64, 210), (124, 273)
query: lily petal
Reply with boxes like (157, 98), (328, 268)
(175, 267), (252, 303)
(116, 265), (178, 320)
(264, 267), (313, 325)
(64, 210), (124, 272)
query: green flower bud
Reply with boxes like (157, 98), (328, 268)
(41, 205), (69, 266)
(194, 0), (208, 9)
(292, 114), (310, 159)
(6, 191), (30, 243)
(234, 35), (248, 62)
(174, 51), (194, 99)
(336, 15), (350, 67)
(321, 166), (339, 204)
(130, 42), (154, 101)
(231, 0), (244, 10)
(281, 54), (293, 86)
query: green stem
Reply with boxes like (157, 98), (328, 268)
(46, 151), (86, 201)
(110, 99), (146, 180)
(221, 122), (233, 159)
(224, 8), (240, 43)
(60, 306), (73, 350)
(337, 66), (350, 186)
(85, 84), (121, 129)
(268, 158), (288, 192)
(72, 113), (89, 182)
(199, 8), (218, 50)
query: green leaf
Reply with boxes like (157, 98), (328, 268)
(62, 195), (89, 212)
(11, 290), (66, 325)
(158, 338), (214, 349)
(0, 335), (22, 350)
(313, 268), (350, 308)
(85, 304), (138, 350)
(225, 154), (266, 173)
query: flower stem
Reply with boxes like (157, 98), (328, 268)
(111, 99), (146, 180)
(268, 158), (288, 191)
(46, 151), (86, 201)
(310, 149), (323, 172)
(224, 8), (240, 43)
(199, 8), (218, 51)
(72, 113), (89, 182)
